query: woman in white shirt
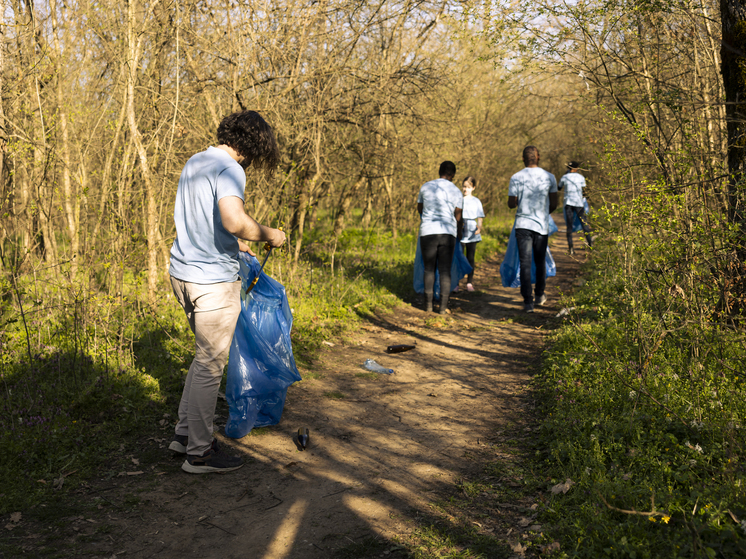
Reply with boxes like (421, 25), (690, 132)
(459, 176), (485, 292)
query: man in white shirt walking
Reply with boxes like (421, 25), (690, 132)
(417, 161), (463, 314)
(507, 146), (559, 312)
(559, 161), (592, 255)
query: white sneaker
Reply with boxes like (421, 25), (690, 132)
(537, 294), (547, 306)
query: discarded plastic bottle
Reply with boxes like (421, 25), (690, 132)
(362, 358), (394, 374)
(386, 344), (415, 354)
(297, 427), (310, 450)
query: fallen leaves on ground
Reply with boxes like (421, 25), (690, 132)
(550, 478), (575, 494)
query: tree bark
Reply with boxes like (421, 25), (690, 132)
(720, 0), (746, 315)
(721, 0), (746, 230)
(50, 0), (79, 276)
(126, 0), (161, 307)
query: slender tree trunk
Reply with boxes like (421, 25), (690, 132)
(126, 0), (160, 306)
(50, 0), (79, 276)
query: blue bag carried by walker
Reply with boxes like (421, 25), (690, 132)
(499, 222), (557, 288)
(413, 237), (473, 299)
(225, 252), (302, 439)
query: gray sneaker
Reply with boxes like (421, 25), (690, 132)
(182, 449), (243, 474)
(523, 303), (534, 313)
(536, 294), (547, 306)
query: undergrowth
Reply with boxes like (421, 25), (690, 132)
(0, 215), (509, 518)
(534, 239), (746, 557)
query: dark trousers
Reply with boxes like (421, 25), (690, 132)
(515, 228), (548, 305)
(462, 242), (477, 283)
(564, 205), (592, 249)
(421, 234), (456, 310)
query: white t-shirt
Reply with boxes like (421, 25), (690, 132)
(461, 196), (485, 243)
(417, 178), (463, 237)
(508, 167), (558, 235)
(559, 172), (586, 207)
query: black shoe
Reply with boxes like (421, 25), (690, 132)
(523, 303), (534, 313)
(182, 449), (243, 474)
(169, 434), (219, 455)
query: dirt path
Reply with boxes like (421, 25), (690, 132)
(24, 234), (584, 559)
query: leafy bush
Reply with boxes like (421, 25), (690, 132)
(535, 253), (746, 557)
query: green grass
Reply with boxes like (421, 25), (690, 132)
(533, 243), (746, 557)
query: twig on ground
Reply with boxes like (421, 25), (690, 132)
(198, 519), (236, 536)
(598, 491), (664, 517)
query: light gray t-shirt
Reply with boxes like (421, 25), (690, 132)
(559, 172), (586, 207)
(508, 167), (558, 235)
(169, 147), (246, 284)
(460, 196), (485, 243)
(417, 178), (463, 237)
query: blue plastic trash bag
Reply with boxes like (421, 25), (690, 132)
(413, 237), (473, 299)
(225, 252), (302, 439)
(564, 198), (590, 233)
(548, 215), (559, 235)
(499, 227), (557, 288)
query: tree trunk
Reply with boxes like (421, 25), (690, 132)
(126, 0), (160, 307)
(720, 0), (746, 314)
(50, 0), (79, 276)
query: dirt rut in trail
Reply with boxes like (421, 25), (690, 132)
(38, 234), (584, 559)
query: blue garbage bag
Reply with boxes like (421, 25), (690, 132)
(499, 227), (557, 288)
(564, 198), (590, 233)
(413, 237), (473, 299)
(225, 252), (302, 439)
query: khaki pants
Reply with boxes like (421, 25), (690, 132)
(170, 276), (242, 455)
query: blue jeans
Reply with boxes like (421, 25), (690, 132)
(564, 205), (592, 249)
(515, 228), (548, 305)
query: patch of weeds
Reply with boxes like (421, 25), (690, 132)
(355, 372), (380, 380)
(455, 479), (484, 498)
(122, 495), (140, 507)
(324, 391), (345, 400)
(302, 371), (324, 380)
(334, 536), (394, 558)
(424, 316), (451, 329)
(247, 427), (272, 436)
(407, 521), (512, 559)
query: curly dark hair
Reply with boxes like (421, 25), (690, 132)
(217, 111), (280, 175)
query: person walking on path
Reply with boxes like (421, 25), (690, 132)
(559, 161), (592, 255)
(168, 110), (287, 473)
(459, 176), (485, 292)
(507, 146), (558, 312)
(417, 160), (463, 314)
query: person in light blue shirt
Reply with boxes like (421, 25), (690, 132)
(168, 111), (286, 474)
(559, 161), (592, 255)
(417, 161), (463, 314)
(459, 176), (485, 292)
(508, 146), (559, 312)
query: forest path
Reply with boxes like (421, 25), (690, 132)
(50, 232), (585, 559)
